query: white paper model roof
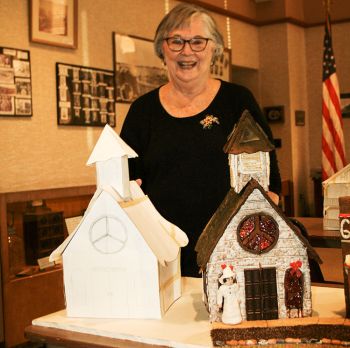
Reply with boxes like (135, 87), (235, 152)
(86, 124), (137, 165)
(50, 181), (188, 266)
(322, 163), (350, 186)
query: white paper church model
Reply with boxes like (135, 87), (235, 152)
(50, 125), (188, 319)
(323, 163), (350, 230)
(195, 110), (321, 323)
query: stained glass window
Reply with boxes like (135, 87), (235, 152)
(237, 214), (279, 254)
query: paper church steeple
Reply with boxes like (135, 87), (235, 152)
(87, 124), (137, 200)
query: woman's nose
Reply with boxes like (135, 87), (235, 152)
(181, 41), (193, 54)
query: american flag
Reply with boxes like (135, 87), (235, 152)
(321, 11), (346, 180)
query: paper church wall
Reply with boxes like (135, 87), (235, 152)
(323, 164), (350, 230)
(50, 125), (188, 319)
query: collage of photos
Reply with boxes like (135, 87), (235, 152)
(56, 63), (115, 127)
(0, 47), (32, 116)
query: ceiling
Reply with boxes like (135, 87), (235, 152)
(181, 0), (350, 27)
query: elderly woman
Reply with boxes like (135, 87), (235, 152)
(121, 3), (281, 277)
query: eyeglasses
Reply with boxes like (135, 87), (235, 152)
(164, 37), (211, 52)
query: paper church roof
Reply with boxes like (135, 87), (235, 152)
(50, 181), (188, 266)
(86, 124), (138, 165)
(322, 163), (350, 186)
(195, 179), (321, 271)
(223, 109), (275, 154)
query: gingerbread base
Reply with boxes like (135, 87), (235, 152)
(211, 317), (350, 346)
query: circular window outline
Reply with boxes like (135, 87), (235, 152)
(89, 215), (128, 254)
(237, 213), (279, 254)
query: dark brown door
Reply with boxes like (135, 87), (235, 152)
(244, 267), (278, 320)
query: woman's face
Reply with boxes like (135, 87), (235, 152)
(162, 16), (215, 85)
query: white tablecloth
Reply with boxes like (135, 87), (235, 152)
(32, 277), (346, 348)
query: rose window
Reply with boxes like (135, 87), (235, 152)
(237, 214), (279, 254)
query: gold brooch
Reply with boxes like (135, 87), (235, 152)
(200, 114), (220, 129)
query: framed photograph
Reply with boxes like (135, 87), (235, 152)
(263, 105), (284, 124)
(56, 62), (115, 127)
(0, 46), (32, 117)
(113, 33), (168, 103)
(340, 93), (350, 118)
(210, 48), (232, 82)
(29, 0), (78, 49)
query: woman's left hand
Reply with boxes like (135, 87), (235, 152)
(267, 191), (279, 205)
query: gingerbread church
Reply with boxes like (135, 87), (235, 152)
(196, 110), (321, 323)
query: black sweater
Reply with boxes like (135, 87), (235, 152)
(121, 80), (281, 277)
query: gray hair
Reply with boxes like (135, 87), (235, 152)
(154, 3), (224, 62)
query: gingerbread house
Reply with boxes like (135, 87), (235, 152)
(339, 196), (350, 318)
(196, 179), (321, 322)
(195, 110), (321, 323)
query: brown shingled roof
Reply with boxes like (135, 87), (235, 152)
(223, 109), (275, 154)
(195, 179), (321, 271)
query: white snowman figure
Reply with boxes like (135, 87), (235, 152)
(217, 264), (242, 325)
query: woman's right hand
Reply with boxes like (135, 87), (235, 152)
(135, 179), (142, 186)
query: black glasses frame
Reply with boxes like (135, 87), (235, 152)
(164, 37), (210, 52)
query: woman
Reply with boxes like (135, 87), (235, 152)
(121, 3), (281, 277)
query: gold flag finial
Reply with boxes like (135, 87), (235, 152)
(323, 0), (331, 12)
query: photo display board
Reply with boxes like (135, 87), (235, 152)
(0, 47), (32, 117)
(56, 63), (115, 127)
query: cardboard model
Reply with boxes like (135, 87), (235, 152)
(323, 163), (350, 230)
(50, 125), (188, 319)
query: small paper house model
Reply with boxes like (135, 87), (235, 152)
(195, 111), (321, 323)
(223, 109), (274, 193)
(50, 125), (188, 319)
(323, 163), (350, 230)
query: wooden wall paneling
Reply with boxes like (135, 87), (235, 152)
(0, 185), (95, 347)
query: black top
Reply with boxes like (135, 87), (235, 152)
(121, 80), (281, 277)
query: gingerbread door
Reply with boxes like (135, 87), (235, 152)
(244, 267), (278, 320)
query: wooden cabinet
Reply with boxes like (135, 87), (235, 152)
(0, 185), (95, 347)
(23, 209), (65, 265)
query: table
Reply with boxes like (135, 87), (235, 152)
(25, 278), (346, 348)
(296, 217), (343, 283)
(297, 217), (341, 248)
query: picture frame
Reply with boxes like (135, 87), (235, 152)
(210, 48), (232, 82)
(263, 105), (284, 124)
(56, 62), (115, 127)
(113, 33), (232, 104)
(0, 46), (32, 117)
(340, 93), (350, 118)
(113, 33), (168, 104)
(29, 0), (78, 49)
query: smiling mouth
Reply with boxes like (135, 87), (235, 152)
(178, 61), (196, 69)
